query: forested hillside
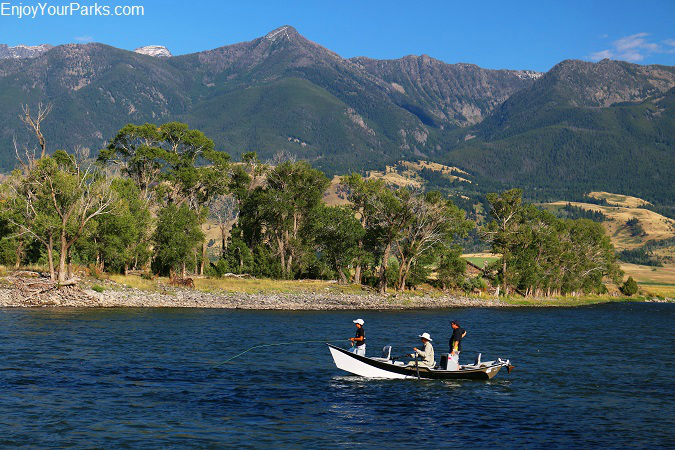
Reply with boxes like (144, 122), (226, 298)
(1, 27), (673, 204)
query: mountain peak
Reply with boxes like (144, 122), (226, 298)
(264, 25), (300, 43)
(134, 45), (172, 58)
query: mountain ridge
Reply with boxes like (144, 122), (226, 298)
(0, 25), (673, 203)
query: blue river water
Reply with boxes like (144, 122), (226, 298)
(0, 303), (673, 448)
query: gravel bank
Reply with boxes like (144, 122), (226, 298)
(0, 285), (507, 309)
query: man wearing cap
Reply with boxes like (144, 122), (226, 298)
(449, 320), (467, 366)
(409, 333), (435, 367)
(349, 319), (366, 356)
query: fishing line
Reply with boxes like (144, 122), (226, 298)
(211, 339), (346, 368)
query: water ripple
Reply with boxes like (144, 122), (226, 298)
(0, 304), (673, 447)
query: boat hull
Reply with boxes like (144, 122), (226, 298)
(328, 344), (509, 380)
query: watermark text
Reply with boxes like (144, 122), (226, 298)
(1, 2), (145, 19)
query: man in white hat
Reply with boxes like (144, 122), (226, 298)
(348, 319), (366, 356)
(409, 333), (435, 367)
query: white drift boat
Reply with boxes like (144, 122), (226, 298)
(328, 343), (514, 380)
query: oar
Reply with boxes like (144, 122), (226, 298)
(414, 354), (420, 380)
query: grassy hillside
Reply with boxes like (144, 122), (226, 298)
(547, 201), (674, 250)
(180, 78), (396, 174)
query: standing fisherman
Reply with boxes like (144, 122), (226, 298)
(348, 319), (366, 356)
(449, 320), (467, 367)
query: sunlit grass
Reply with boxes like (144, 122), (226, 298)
(639, 283), (675, 298)
(500, 295), (640, 306)
(108, 274), (161, 291)
(193, 277), (366, 295)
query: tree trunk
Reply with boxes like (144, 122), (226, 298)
(47, 235), (55, 281)
(67, 248), (72, 279)
(221, 226), (227, 259)
(378, 242), (391, 294)
(277, 236), (286, 277)
(14, 237), (24, 270)
(182, 262), (186, 278)
(397, 260), (412, 291)
(502, 257), (508, 295)
(337, 265), (347, 284)
(200, 242), (206, 275)
(58, 233), (68, 282)
(353, 240), (363, 284)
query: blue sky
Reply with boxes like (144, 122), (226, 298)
(1, 0), (674, 71)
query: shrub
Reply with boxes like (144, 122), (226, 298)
(88, 264), (105, 280)
(620, 277), (639, 296)
(91, 284), (105, 293)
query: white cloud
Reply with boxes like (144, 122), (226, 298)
(589, 49), (613, 60)
(588, 33), (673, 62)
(75, 36), (94, 43)
(663, 39), (675, 54)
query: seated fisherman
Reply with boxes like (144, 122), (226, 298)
(408, 332), (435, 367)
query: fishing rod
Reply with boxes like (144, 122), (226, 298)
(211, 339), (346, 368)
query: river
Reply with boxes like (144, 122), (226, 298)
(0, 303), (673, 447)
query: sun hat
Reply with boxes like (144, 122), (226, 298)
(418, 332), (432, 341)
(353, 319), (365, 325)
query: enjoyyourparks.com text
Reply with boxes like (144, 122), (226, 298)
(1, 2), (145, 19)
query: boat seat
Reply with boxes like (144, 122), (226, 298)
(381, 345), (392, 360)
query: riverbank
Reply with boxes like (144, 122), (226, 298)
(0, 275), (667, 309)
(0, 284), (506, 309)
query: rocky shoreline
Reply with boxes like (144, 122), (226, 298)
(0, 280), (668, 309)
(0, 284), (509, 309)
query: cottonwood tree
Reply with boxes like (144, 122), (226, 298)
(101, 122), (231, 275)
(3, 166), (59, 279)
(262, 161), (329, 278)
(342, 174), (410, 292)
(394, 191), (472, 291)
(340, 174), (384, 285)
(480, 188), (524, 295)
(234, 160), (329, 279)
(98, 123), (165, 200)
(481, 190), (621, 297)
(4, 149), (115, 282)
(152, 203), (204, 277)
(77, 178), (152, 274)
(312, 205), (365, 284)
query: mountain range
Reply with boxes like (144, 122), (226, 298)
(0, 25), (673, 203)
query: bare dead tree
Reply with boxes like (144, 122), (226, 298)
(19, 103), (52, 159)
(269, 149), (297, 166)
(13, 136), (39, 171)
(209, 194), (239, 259)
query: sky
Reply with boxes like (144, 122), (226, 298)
(1, 0), (674, 71)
